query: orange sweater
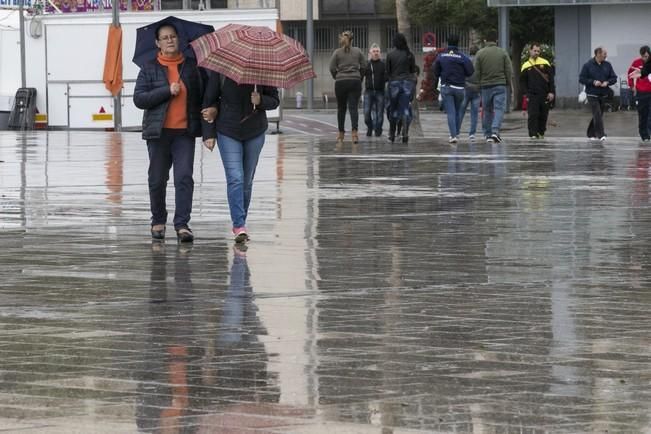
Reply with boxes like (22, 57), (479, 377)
(157, 53), (187, 129)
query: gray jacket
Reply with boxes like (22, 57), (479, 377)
(329, 47), (366, 81)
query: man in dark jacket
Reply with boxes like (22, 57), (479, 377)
(133, 23), (211, 243)
(520, 43), (555, 139)
(363, 43), (387, 137)
(579, 46), (617, 141)
(432, 35), (474, 143)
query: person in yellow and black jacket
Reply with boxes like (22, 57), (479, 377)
(520, 43), (555, 139)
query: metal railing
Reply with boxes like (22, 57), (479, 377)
(285, 21), (474, 54)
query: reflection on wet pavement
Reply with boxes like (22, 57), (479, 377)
(1, 131), (651, 432)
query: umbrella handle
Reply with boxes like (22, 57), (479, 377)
(253, 84), (257, 111)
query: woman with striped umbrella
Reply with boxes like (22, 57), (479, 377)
(192, 24), (314, 243)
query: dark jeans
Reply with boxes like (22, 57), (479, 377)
(636, 92), (651, 140)
(527, 94), (550, 137)
(388, 79), (415, 124)
(147, 131), (195, 230)
(587, 95), (606, 138)
(480, 84), (507, 137)
(335, 79), (362, 132)
(461, 86), (480, 136)
(440, 85), (465, 137)
(364, 89), (385, 134)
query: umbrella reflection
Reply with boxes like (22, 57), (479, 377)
(105, 133), (123, 216)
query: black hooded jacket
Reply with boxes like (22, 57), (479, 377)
(203, 72), (280, 142)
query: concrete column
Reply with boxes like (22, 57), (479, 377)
(498, 6), (509, 50)
(498, 7), (510, 111)
(554, 5), (591, 107)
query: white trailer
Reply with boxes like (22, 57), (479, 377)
(15, 8), (279, 129)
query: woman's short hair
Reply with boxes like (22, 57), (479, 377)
(155, 23), (178, 40)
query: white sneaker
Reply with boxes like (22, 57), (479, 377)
(600, 136), (607, 142)
(589, 137), (598, 141)
(468, 134), (476, 141)
(449, 136), (458, 144)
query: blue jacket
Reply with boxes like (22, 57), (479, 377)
(579, 58), (617, 97)
(432, 47), (474, 88)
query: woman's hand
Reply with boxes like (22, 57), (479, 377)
(251, 91), (261, 106)
(201, 107), (217, 123)
(203, 138), (216, 152)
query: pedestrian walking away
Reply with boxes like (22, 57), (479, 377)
(202, 72), (280, 244)
(432, 35), (474, 144)
(386, 32), (418, 143)
(579, 46), (617, 141)
(460, 46), (480, 141)
(329, 31), (366, 146)
(627, 45), (651, 141)
(133, 22), (211, 243)
(363, 43), (388, 137)
(520, 42), (555, 140)
(474, 31), (512, 143)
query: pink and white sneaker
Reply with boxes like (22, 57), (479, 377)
(233, 227), (249, 243)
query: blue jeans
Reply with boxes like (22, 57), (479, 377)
(147, 131), (195, 230)
(461, 86), (480, 136)
(441, 85), (465, 137)
(388, 80), (415, 124)
(217, 132), (265, 228)
(364, 89), (385, 134)
(480, 85), (507, 137)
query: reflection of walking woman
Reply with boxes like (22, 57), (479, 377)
(386, 33), (417, 143)
(329, 31), (366, 146)
(133, 23), (209, 243)
(202, 73), (280, 243)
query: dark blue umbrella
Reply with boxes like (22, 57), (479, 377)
(132, 16), (214, 68)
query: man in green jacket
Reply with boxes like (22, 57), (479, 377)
(475, 32), (512, 143)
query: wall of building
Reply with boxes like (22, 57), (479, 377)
(554, 5), (591, 108)
(279, 0), (318, 21)
(0, 11), (21, 99)
(591, 4), (651, 88)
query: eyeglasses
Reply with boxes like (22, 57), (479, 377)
(158, 34), (178, 41)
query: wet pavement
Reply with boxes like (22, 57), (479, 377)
(1, 129), (651, 433)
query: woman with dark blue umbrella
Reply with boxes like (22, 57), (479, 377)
(133, 21), (212, 243)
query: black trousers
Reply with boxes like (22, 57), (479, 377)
(335, 79), (362, 132)
(147, 130), (195, 230)
(636, 92), (651, 140)
(587, 95), (606, 138)
(527, 94), (549, 137)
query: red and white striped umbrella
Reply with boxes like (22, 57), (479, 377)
(190, 24), (316, 89)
